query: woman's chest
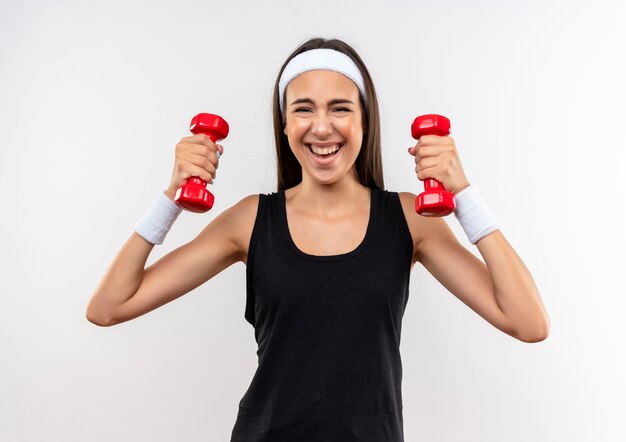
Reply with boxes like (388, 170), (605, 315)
(287, 211), (369, 256)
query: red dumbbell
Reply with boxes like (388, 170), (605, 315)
(411, 114), (455, 217)
(174, 113), (230, 213)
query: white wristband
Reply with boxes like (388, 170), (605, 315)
(134, 191), (183, 245)
(453, 185), (500, 244)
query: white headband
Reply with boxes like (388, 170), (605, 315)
(278, 48), (367, 115)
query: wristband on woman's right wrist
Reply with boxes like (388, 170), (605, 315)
(134, 190), (183, 245)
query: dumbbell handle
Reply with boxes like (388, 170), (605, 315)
(174, 113), (229, 213)
(422, 177), (445, 192)
(411, 114), (455, 217)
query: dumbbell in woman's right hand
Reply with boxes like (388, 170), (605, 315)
(165, 113), (229, 213)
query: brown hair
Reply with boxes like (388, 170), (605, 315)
(272, 38), (384, 192)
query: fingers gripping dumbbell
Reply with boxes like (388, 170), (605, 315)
(175, 113), (229, 213)
(411, 114), (455, 217)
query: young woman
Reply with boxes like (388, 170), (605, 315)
(86, 38), (550, 441)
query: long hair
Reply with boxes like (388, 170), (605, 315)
(272, 38), (384, 192)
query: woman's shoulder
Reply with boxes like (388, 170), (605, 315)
(227, 192), (260, 230)
(231, 191), (278, 217)
(395, 191), (451, 263)
(396, 191), (422, 235)
(391, 190), (417, 217)
(222, 193), (265, 262)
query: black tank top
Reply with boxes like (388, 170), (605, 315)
(230, 187), (414, 441)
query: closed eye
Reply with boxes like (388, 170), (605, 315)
(293, 107), (352, 113)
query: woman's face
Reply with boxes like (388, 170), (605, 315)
(283, 69), (364, 186)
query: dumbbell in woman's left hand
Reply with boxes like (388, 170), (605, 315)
(407, 134), (470, 196)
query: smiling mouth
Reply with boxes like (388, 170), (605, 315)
(306, 143), (344, 159)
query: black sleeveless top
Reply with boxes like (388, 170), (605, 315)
(230, 187), (414, 441)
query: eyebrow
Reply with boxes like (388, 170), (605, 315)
(289, 98), (355, 107)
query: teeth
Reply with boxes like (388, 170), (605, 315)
(309, 144), (342, 155)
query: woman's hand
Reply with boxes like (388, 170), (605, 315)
(408, 135), (470, 195)
(165, 134), (224, 200)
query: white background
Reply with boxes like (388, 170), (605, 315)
(1, 0), (624, 440)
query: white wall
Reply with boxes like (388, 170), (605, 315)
(1, 0), (624, 440)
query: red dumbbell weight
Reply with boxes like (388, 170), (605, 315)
(411, 114), (455, 217)
(174, 113), (229, 213)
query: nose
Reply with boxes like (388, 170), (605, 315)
(310, 111), (333, 138)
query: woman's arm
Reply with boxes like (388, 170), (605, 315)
(473, 228), (550, 341)
(399, 192), (550, 343)
(85, 194), (258, 327)
(405, 133), (549, 342)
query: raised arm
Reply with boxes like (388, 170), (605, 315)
(86, 127), (257, 326)
(399, 191), (549, 343)
(86, 193), (258, 326)
(405, 133), (549, 343)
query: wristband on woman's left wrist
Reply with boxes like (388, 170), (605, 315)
(453, 185), (501, 244)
